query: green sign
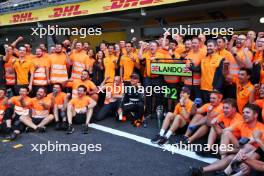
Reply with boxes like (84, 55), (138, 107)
(150, 62), (192, 76)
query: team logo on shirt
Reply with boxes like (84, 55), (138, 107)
(48, 5), (88, 18)
(9, 12), (38, 23)
(103, 0), (162, 11)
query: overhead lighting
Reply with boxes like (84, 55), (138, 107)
(130, 28), (135, 34)
(260, 17), (264, 23)
(141, 8), (146, 16)
(5, 38), (8, 42)
(13, 3), (18, 7)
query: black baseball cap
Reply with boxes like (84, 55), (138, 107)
(181, 86), (191, 95)
(131, 73), (140, 79)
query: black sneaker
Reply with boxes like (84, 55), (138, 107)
(25, 127), (35, 133)
(82, 125), (89, 134)
(67, 125), (74, 134)
(37, 127), (46, 133)
(6, 132), (18, 141)
(151, 135), (163, 144)
(158, 136), (169, 146)
(188, 167), (204, 176)
(61, 121), (68, 131)
(55, 122), (61, 131)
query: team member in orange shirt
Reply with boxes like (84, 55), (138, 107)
(138, 41), (165, 120)
(31, 48), (50, 97)
(151, 87), (196, 145)
(13, 46), (35, 95)
(207, 98), (243, 153)
(229, 35), (253, 69)
(47, 83), (69, 130)
(20, 87), (54, 133)
(185, 37), (206, 101)
(183, 91), (223, 144)
(3, 46), (17, 95)
(103, 45), (118, 84)
(67, 85), (96, 134)
(252, 83), (264, 123)
(251, 37), (264, 84)
(69, 42), (92, 80)
(200, 40), (224, 103)
(223, 104), (264, 150)
(224, 68), (254, 114)
(120, 42), (140, 86)
(6, 87), (32, 140)
(49, 44), (69, 85)
(173, 34), (185, 55)
(198, 34), (207, 56)
(67, 70), (98, 101)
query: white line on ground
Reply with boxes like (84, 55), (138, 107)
(89, 123), (217, 164)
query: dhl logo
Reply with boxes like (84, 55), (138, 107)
(103, 0), (162, 11)
(49, 5), (88, 18)
(9, 12), (38, 23)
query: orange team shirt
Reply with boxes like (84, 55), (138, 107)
(0, 98), (8, 123)
(254, 99), (264, 122)
(32, 56), (50, 86)
(25, 52), (35, 62)
(200, 53), (223, 91)
(184, 50), (206, 86)
(13, 59), (35, 85)
(217, 112), (243, 137)
(218, 49), (239, 77)
(233, 77), (254, 114)
(199, 103), (224, 117)
(175, 43), (185, 55)
(253, 51), (263, 63)
(120, 53), (139, 81)
(200, 45), (207, 56)
(9, 96), (32, 116)
(47, 92), (67, 108)
(69, 50), (92, 80)
(69, 96), (93, 113)
(31, 97), (51, 118)
(236, 47), (253, 63)
(232, 121), (264, 142)
(143, 51), (165, 78)
(173, 99), (194, 122)
(4, 56), (17, 85)
(48, 52), (68, 84)
(68, 79), (97, 98)
(104, 54), (118, 83)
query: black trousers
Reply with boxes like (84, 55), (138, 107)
(143, 76), (164, 116)
(95, 101), (120, 121)
(123, 102), (144, 120)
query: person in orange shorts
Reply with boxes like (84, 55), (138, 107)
(20, 87), (54, 133)
(67, 85), (96, 134)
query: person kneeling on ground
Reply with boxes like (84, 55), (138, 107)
(151, 86), (196, 146)
(67, 85), (96, 134)
(20, 87), (54, 133)
(118, 73), (144, 127)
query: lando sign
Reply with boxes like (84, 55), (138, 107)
(150, 62), (192, 76)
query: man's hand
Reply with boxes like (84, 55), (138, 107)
(253, 130), (263, 142)
(17, 36), (24, 42)
(28, 85), (32, 92)
(231, 47), (237, 55)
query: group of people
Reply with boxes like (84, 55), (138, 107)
(0, 30), (263, 175)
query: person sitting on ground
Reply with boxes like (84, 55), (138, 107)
(182, 91), (223, 144)
(118, 73), (144, 127)
(20, 87), (54, 133)
(47, 83), (69, 130)
(95, 76), (123, 121)
(151, 86), (196, 146)
(67, 85), (96, 134)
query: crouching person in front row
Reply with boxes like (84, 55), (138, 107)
(19, 87), (54, 133)
(67, 85), (97, 134)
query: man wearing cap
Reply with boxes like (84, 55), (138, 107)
(118, 73), (144, 126)
(151, 87), (196, 145)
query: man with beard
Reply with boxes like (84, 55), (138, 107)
(20, 87), (54, 133)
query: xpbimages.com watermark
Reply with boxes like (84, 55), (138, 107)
(31, 141), (102, 154)
(163, 25), (234, 38)
(31, 25), (102, 38)
(163, 141), (234, 155)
